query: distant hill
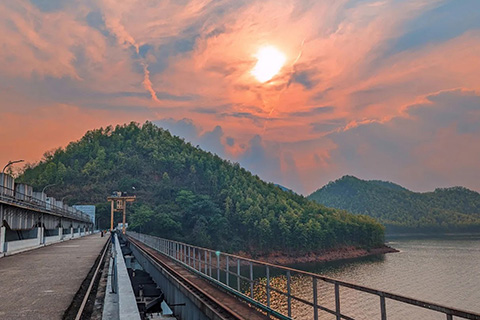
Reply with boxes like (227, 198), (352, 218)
(308, 175), (480, 233)
(18, 123), (384, 254)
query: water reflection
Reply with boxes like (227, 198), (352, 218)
(238, 235), (480, 319)
(286, 254), (386, 275)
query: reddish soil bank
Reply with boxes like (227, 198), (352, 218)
(240, 245), (399, 266)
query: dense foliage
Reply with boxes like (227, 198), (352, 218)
(308, 176), (480, 233)
(19, 123), (384, 253)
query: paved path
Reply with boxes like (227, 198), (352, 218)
(0, 234), (108, 320)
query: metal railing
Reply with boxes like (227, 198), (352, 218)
(0, 185), (91, 223)
(128, 231), (480, 320)
(111, 234), (118, 293)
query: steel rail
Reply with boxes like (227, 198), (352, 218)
(129, 236), (261, 320)
(74, 236), (111, 320)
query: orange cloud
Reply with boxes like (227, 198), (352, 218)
(1, 0), (479, 194)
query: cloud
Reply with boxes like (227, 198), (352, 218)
(0, 1), (105, 79)
(239, 135), (282, 184)
(310, 119), (346, 133)
(291, 68), (319, 90)
(289, 106), (335, 117)
(1, 0), (480, 195)
(327, 89), (480, 191)
(153, 118), (227, 157)
(383, 0), (480, 56)
(142, 63), (159, 102)
(153, 118), (295, 188)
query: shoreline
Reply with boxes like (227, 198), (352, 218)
(244, 245), (399, 266)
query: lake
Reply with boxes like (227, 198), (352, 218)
(278, 234), (480, 319)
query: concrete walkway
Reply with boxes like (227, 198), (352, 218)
(0, 234), (108, 320)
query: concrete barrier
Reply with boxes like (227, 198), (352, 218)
(45, 235), (62, 244)
(5, 238), (39, 254)
(0, 227), (91, 257)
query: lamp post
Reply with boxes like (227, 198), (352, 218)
(1, 160), (24, 198)
(42, 183), (57, 194)
(42, 184), (58, 212)
(2, 159), (24, 174)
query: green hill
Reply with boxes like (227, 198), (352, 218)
(308, 175), (480, 233)
(18, 122), (384, 254)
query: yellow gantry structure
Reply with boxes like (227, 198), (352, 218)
(107, 192), (136, 234)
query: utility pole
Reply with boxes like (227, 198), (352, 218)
(107, 192), (136, 234)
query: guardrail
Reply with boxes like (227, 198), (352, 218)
(128, 231), (480, 320)
(0, 185), (91, 223)
(110, 233), (141, 320)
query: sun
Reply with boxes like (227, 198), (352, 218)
(251, 46), (286, 83)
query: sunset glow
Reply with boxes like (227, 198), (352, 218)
(0, 0), (479, 195)
(251, 46), (286, 82)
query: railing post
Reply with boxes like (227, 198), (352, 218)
(380, 294), (387, 320)
(237, 259), (241, 291)
(209, 251), (212, 276)
(313, 277), (318, 320)
(226, 256), (230, 286)
(287, 271), (292, 318)
(217, 254), (220, 280)
(193, 247), (196, 269)
(266, 266), (270, 308)
(250, 262), (254, 299)
(335, 283), (341, 320)
(446, 315), (453, 320)
(204, 250), (208, 274)
(198, 250), (202, 271)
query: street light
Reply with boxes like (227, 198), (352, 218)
(42, 183), (57, 194)
(2, 159), (24, 174)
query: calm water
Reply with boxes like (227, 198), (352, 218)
(249, 234), (480, 319)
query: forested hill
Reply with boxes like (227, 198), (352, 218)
(308, 176), (480, 233)
(18, 122), (384, 254)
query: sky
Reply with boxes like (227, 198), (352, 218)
(1, 0), (479, 195)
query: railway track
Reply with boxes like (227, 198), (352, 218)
(63, 236), (111, 320)
(128, 236), (266, 320)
